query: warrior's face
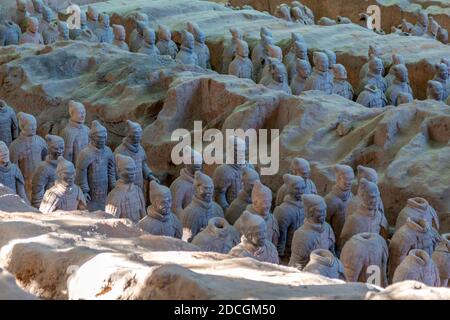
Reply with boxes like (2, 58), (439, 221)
(293, 163), (310, 180)
(289, 181), (306, 201)
(336, 171), (354, 192)
(70, 106), (86, 124)
(128, 129), (142, 145)
(246, 227), (266, 247)
(154, 194), (172, 215)
(21, 119), (37, 136)
(49, 142), (64, 159)
(120, 166), (136, 184)
(196, 182), (213, 202)
(309, 203), (326, 224)
(61, 171), (75, 187)
(362, 188), (379, 210)
(91, 132), (107, 149)
(253, 196), (271, 216)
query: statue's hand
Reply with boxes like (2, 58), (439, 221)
(147, 174), (160, 184)
(84, 193), (91, 202)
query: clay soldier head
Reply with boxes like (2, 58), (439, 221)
(277, 4), (292, 21)
(89, 120), (107, 150)
(290, 158), (310, 180)
(270, 60), (287, 84)
(113, 24), (126, 42)
(56, 156), (76, 188)
(68, 100), (86, 124)
(0, 141), (10, 167)
(16, 0), (27, 12)
(335, 164), (354, 192)
(291, 32), (305, 44)
(27, 17), (39, 34)
(332, 64), (348, 80)
(149, 180), (172, 216)
(229, 28), (242, 41)
(116, 153), (136, 184)
(17, 112), (37, 137)
(393, 64), (409, 83)
(324, 50), (336, 68)
(283, 174), (305, 201)
(124, 120), (142, 146)
(32, 0), (44, 14)
(194, 171), (213, 203)
(356, 165), (378, 184)
(241, 210), (267, 247)
(313, 51), (329, 72)
(291, 6), (303, 22)
(242, 167), (260, 195)
(417, 11), (428, 28)
(427, 80), (444, 101)
(87, 6), (99, 23)
(266, 44), (283, 62)
(79, 10), (87, 27)
(358, 178), (379, 210)
(42, 5), (54, 23)
(157, 25), (171, 41)
(392, 54), (405, 66)
(427, 18), (440, 38)
(143, 27), (156, 46)
(293, 41), (308, 60)
(183, 145), (202, 175)
(235, 39), (249, 58)
(182, 31), (195, 50)
(303, 194), (327, 224)
(98, 13), (110, 29)
(46, 134), (64, 160)
(294, 59), (311, 78)
(260, 26), (273, 38)
(368, 57), (384, 76)
(58, 21), (69, 40)
(434, 63), (448, 82)
(251, 181), (272, 216)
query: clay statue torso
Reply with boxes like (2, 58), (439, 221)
(194, 42), (210, 69)
(192, 218), (240, 253)
(229, 56), (253, 80)
(324, 186), (353, 247)
(31, 157), (57, 208)
(0, 106), (18, 146)
(20, 31), (44, 45)
(170, 168), (196, 218)
(60, 121), (90, 164)
(229, 236), (279, 264)
(138, 43), (160, 56)
(176, 47), (198, 66)
(333, 79), (354, 100)
(432, 235), (450, 287)
(276, 179), (317, 206)
(105, 180), (146, 222)
(112, 39), (129, 51)
(392, 249), (440, 287)
(213, 164), (243, 209)
(225, 190), (251, 225)
(0, 21), (21, 45)
(95, 27), (114, 44)
(39, 181), (86, 213)
(356, 86), (387, 108)
(114, 140), (150, 191)
(0, 162), (25, 195)
(303, 249), (345, 280)
(138, 205), (182, 238)
(386, 80), (413, 106)
(304, 69), (333, 94)
(156, 39), (178, 59)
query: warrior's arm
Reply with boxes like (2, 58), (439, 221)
(10, 112), (19, 140)
(213, 174), (230, 209)
(75, 155), (90, 194)
(31, 167), (48, 208)
(107, 153), (116, 191)
(15, 169), (29, 205)
(273, 207), (289, 257)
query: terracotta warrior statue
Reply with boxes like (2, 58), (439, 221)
(359, 45), (382, 81)
(432, 234), (450, 287)
(251, 28), (273, 82)
(9, 112), (47, 197)
(31, 135), (64, 208)
(394, 197), (440, 233)
(39, 5), (54, 34)
(274, 174), (306, 258)
(358, 57), (387, 95)
(19, 17), (44, 45)
(114, 120), (157, 192)
(60, 100), (89, 164)
(175, 31), (198, 66)
(94, 13), (113, 44)
(433, 63), (449, 100)
(437, 26), (448, 44)
(192, 217), (240, 253)
(234, 181), (279, 246)
(222, 28), (243, 74)
(340, 232), (388, 286)
(276, 158), (317, 206)
(15, 0), (30, 32)
(286, 41), (310, 82)
(130, 15), (148, 52)
(324, 50), (336, 79)
(225, 167), (259, 225)
(304, 51), (333, 94)
(284, 32), (306, 67)
(385, 54), (405, 88)
(413, 11), (428, 36)
(356, 84), (387, 108)
(291, 1), (315, 25)
(261, 59), (291, 94)
(156, 25), (178, 59)
(57, 21), (70, 41)
(138, 27), (160, 56)
(259, 43), (285, 85)
(388, 217), (436, 282)
(69, 10), (88, 40)
(75, 120), (116, 211)
(112, 24), (129, 51)
(31, 0), (44, 21)
(332, 64), (354, 100)
(425, 18), (440, 40)
(187, 22), (211, 69)
(0, 20), (21, 46)
(303, 249), (345, 280)
(86, 6), (99, 32)
(385, 64), (413, 106)
(105, 154), (145, 222)
(0, 141), (28, 203)
(138, 180), (182, 239)
(427, 80), (444, 101)
(181, 171), (224, 242)
(170, 146), (202, 217)
(392, 249), (441, 287)
(324, 164), (354, 249)
(39, 157), (86, 213)
(289, 194), (335, 269)
(290, 59), (311, 95)
(229, 210), (279, 264)
(42, 20), (59, 45)
(340, 179), (388, 249)
(275, 4), (292, 21)
(228, 39), (253, 81)
(0, 100), (18, 147)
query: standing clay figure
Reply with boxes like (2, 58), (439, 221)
(225, 167), (259, 225)
(259, 44), (285, 85)
(130, 13), (148, 52)
(86, 6), (99, 32)
(105, 154), (145, 222)
(437, 27), (448, 44)
(392, 249), (440, 287)
(432, 234), (450, 287)
(324, 50), (336, 80)
(60, 100), (89, 165)
(112, 25), (129, 51)
(57, 21), (69, 41)
(9, 112), (47, 196)
(340, 179), (388, 248)
(31, 0), (44, 26)
(94, 13), (113, 44)
(15, 0), (30, 32)
(39, 157), (86, 213)
(0, 100), (18, 147)
(359, 45), (382, 81)
(356, 84), (387, 108)
(76, 29), (98, 43)
(69, 10), (88, 40)
(170, 146), (202, 218)
(284, 32), (306, 66)
(427, 80), (444, 101)
(386, 64), (413, 106)
(340, 232), (388, 286)
(276, 4), (292, 21)
(251, 29), (273, 82)
(31, 135), (64, 208)
(39, 6), (54, 34)
(75, 120), (116, 211)
(290, 59), (311, 95)
(228, 39), (253, 80)
(192, 217), (240, 253)
(291, 1), (315, 25)
(138, 27), (160, 56)
(433, 63), (450, 100)
(229, 210), (279, 264)
(388, 217), (436, 282)
(138, 180), (182, 238)
(425, 18), (440, 39)
(324, 164), (354, 248)
(187, 22), (210, 69)
(262, 59), (292, 94)
(234, 181), (279, 246)
(213, 136), (246, 210)
(0, 141), (28, 203)
(0, 21), (21, 46)
(274, 174), (306, 258)
(222, 28), (242, 74)
(332, 64), (354, 100)
(286, 41), (310, 82)
(303, 249), (345, 280)
(412, 11), (428, 36)
(395, 197), (440, 232)
(289, 194), (335, 269)
(304, 51), (333, 94)
(181, 171), (224, 242)
(42, 20), (59, 44)
(175, 31), (198, 66)
(385, 54), (405, 88)
(114, 120), (157, 192)
(19, 17), (44, 45)
(358, 57), (388, 95)
(156, 25), (178, 59)
(276, 157), (317, 206)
